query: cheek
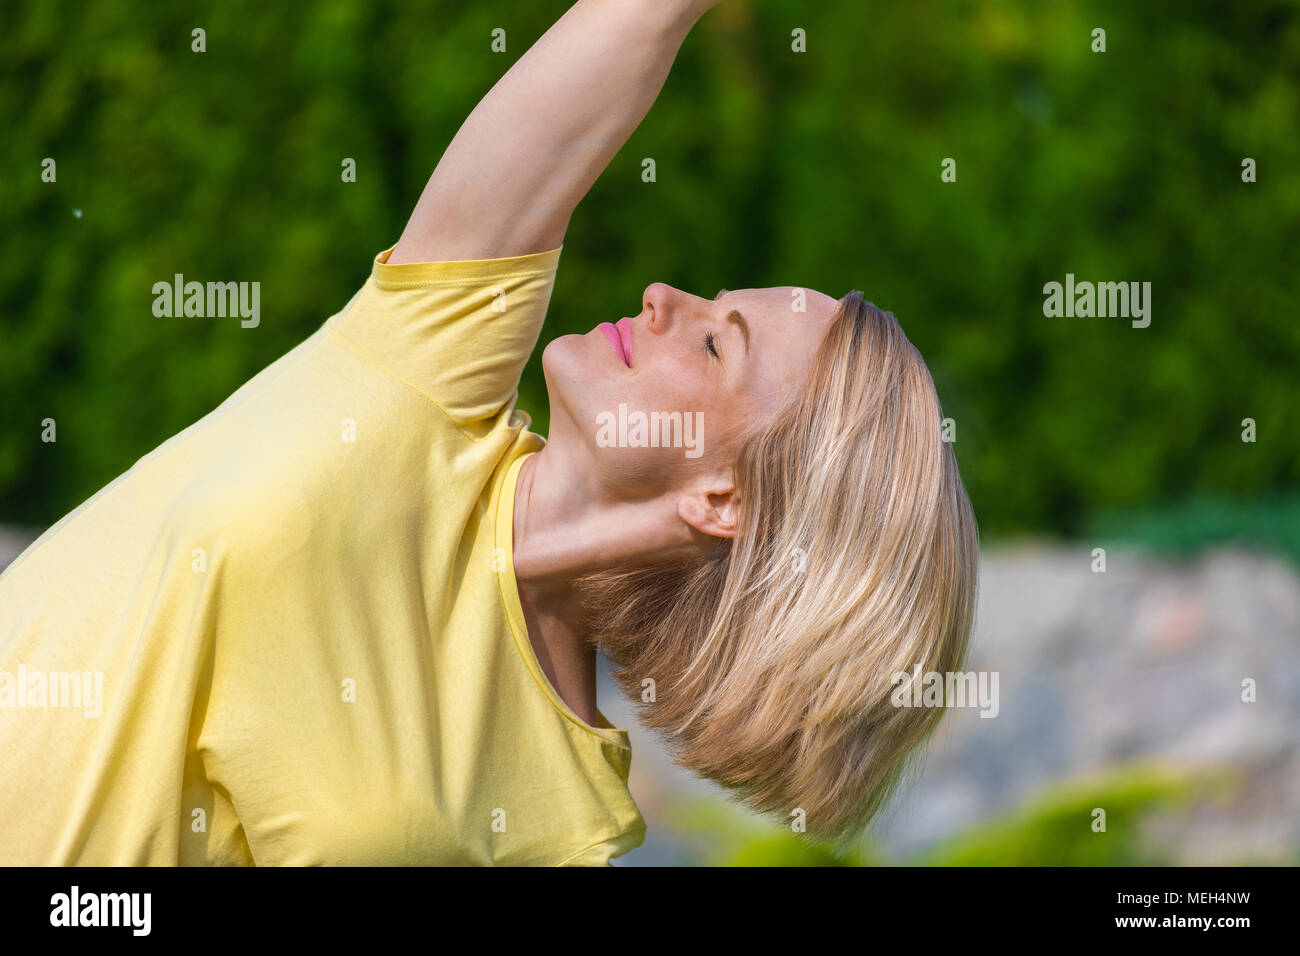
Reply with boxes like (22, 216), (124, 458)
(632, 351), (717, 409)
(584, 361), (723, 495)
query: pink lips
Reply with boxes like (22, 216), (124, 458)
(598, 320), (632, 367)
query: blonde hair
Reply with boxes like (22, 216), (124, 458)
(576, 292), (979, 850)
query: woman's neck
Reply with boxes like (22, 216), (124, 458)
(511, 443), (694, 589)
(510, 442), (693, 726)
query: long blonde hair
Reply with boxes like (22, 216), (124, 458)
(576, 292), (979, 849)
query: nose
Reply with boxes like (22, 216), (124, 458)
(642, 282), (683, 334)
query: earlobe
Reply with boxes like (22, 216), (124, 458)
(677, 490), (738, 541)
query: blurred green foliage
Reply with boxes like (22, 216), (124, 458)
(670, 761), (1260, 866)
(2, 0), (1298, 530)
(1092, 493), (1300, 567)
(912, 762), (1234, 866)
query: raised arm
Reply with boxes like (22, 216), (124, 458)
(387, 0), (718, 265)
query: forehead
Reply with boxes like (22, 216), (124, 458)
(718, 285), (839, 317)
(716, 285), (840, 401)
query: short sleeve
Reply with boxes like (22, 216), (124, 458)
(327, 244), (562, 425)
(554, 826), (647, 867)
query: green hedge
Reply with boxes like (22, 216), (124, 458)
(3, 0), (1297, 535)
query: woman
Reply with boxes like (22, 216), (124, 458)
(0, 0), (976, 865)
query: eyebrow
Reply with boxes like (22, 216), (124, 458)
(713, 289), (751, 355)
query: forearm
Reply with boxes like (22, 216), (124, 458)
(388, 0), (717, 264)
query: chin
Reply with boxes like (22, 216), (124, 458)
(540, 334), (586, 394)
(540, 335), (596, 438)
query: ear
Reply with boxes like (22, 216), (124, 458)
(677, 486), (738, 541)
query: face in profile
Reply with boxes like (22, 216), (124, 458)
(542, 281), (841, 520)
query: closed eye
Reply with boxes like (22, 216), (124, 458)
(705, 331), (719, 358)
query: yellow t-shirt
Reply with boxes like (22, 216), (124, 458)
(0, 245), (646, 865)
